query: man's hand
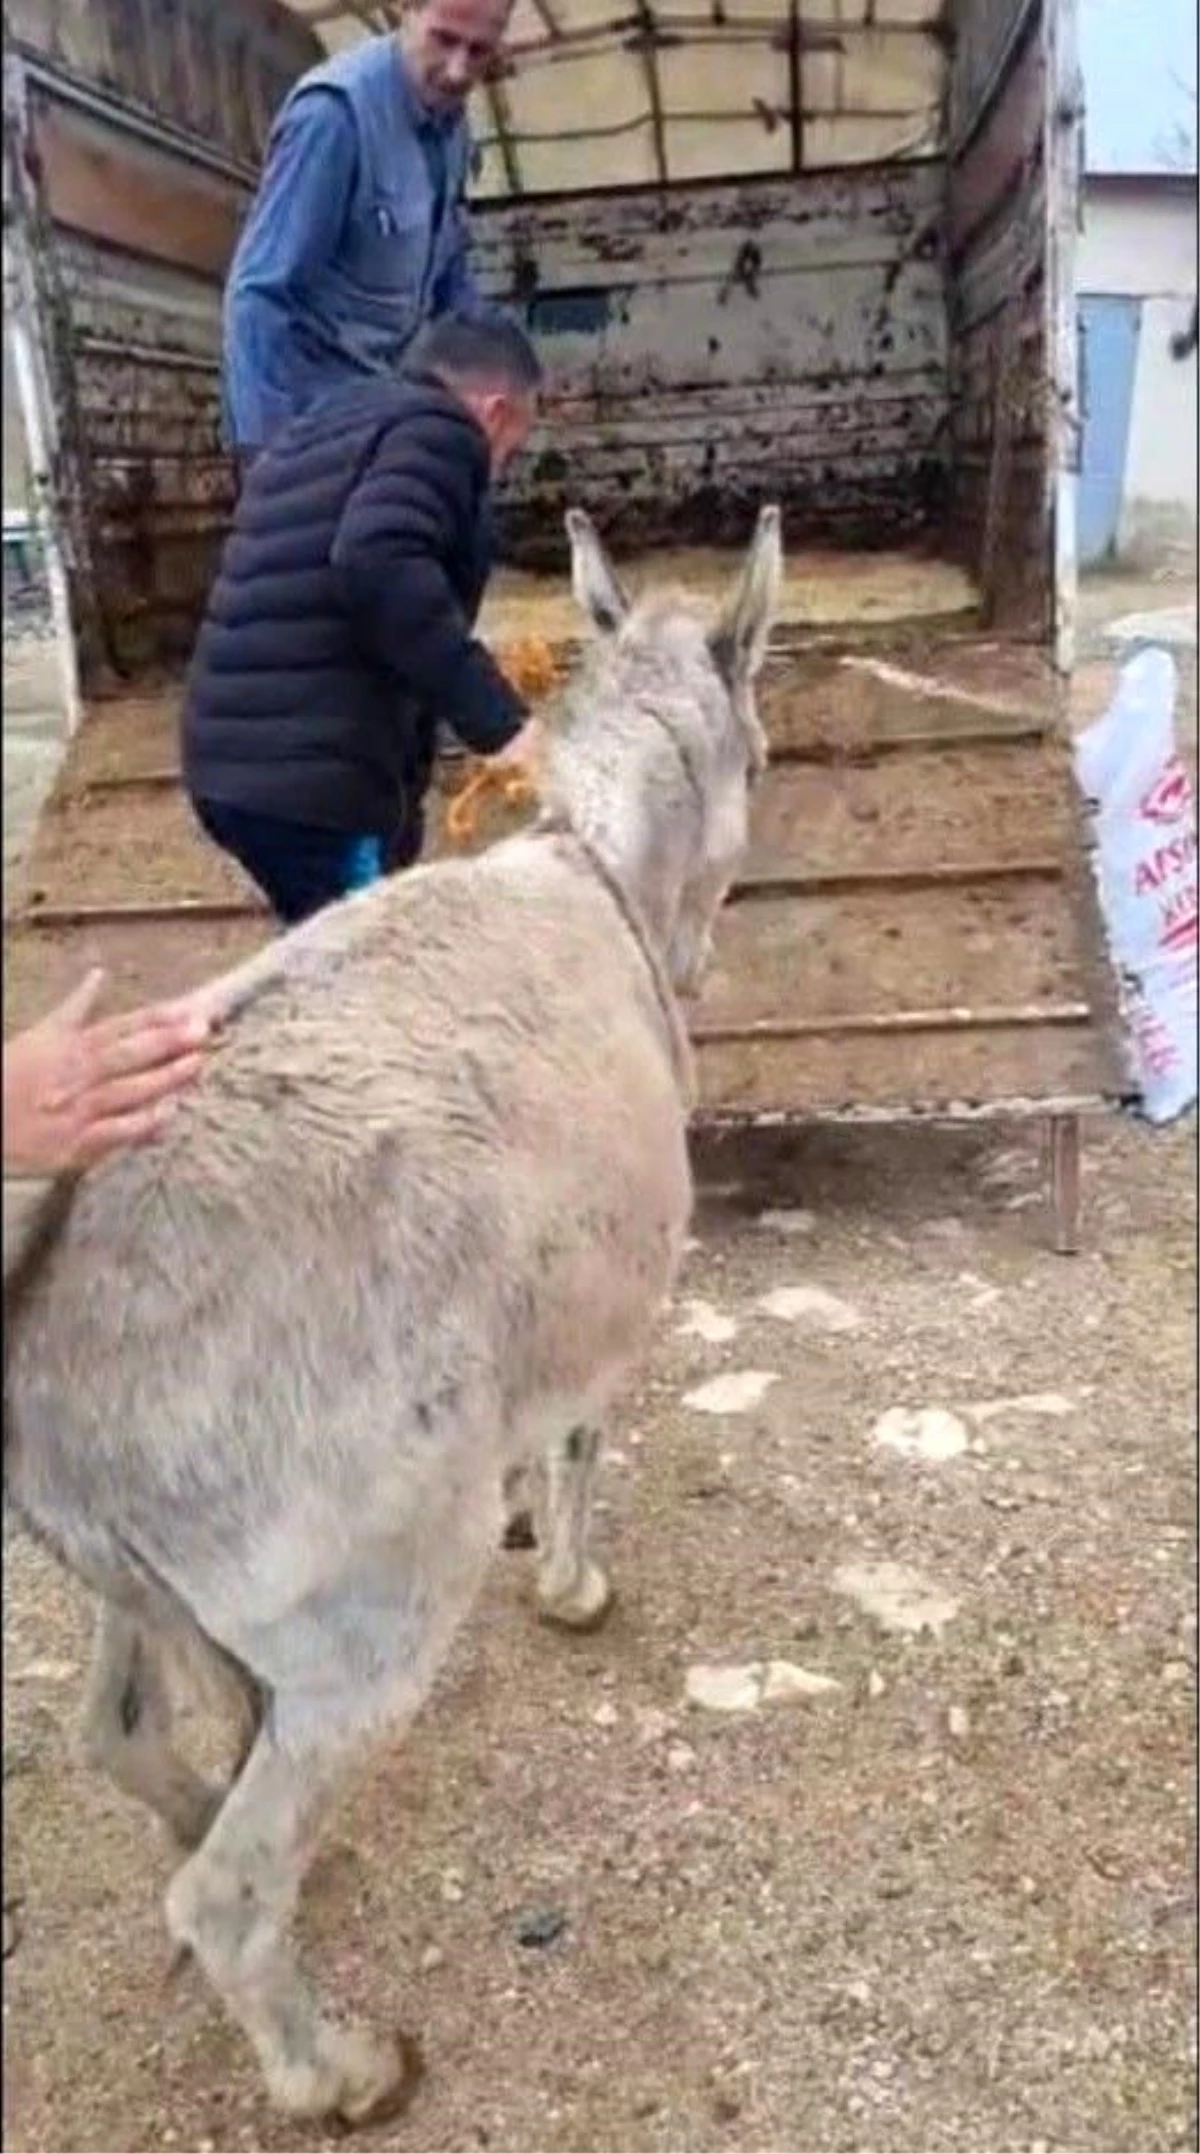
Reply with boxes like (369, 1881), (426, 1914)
(443, 717), (545, 845)
(490, 714), (544, 775)
(3, 971), (213, 1179)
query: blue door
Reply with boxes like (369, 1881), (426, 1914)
(1077, 294), (1142, 566)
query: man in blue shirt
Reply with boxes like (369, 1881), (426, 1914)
(223, 0), (512, 456)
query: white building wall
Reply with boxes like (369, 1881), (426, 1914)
(1077, 177), (1198, 557)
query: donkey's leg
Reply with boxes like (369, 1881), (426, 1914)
(670, 913), (716, 1002)
(670, 864), (732, 999)
(535, 1424), (614, 1632)
(165, 1495), (499, 2124)
(166, 1717), (421, 2126)
(80, 1603), (238, 1852)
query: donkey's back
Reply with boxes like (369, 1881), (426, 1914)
(6, 829), (689, 1650)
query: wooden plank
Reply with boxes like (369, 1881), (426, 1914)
(742, 742), (1071, 883)
(3, 915), (270, 1037)
(759, 656), (1051, 760)
(733, 858), (1064, 898)
(947, 0), (1039, 148)
(772, 723), (1051, 760)
(1043, 0), (1081, 675)
(509, 440), (945, 518)
(946, 2), (1052, 646)
(695, 1023), (1120, 1119)
(31, 97), (244, 280)
(544, 369), (947, 426)
(947, 456), (1050, 634)
(14, 779), (250, 916)
(979, 294), (1023, 622)
(19, 899), (267, 926)
(948, 23), (1044, 255)
(954, 188), (1046, 339)
(10, 0), (319, 169)
(471, 159), (945, 286)
(53, 230), (225, 359)
(692, 1002), (1090, 1044)
(515, 261), (947, 408)
(695, 1088), (1114, 1129)
(523, 404), (946, 467)
(700, 879), (1092, 1032)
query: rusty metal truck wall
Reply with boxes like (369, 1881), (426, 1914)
(477, 164), (950, 567)
(945, 0), (1053, 633)
(9, 0), (955, 672)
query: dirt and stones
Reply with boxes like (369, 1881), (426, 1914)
(2, 1116), (1195, 2154)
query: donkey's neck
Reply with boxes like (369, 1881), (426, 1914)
(550, 747), (690, 959)
(548, 816), (694, 1101)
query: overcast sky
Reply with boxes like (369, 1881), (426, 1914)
(1080, 0), (1198, 174)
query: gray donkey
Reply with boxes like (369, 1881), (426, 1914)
(4, 504), (782, 2126)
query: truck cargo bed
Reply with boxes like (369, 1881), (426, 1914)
(5, 549), (1124, 1255)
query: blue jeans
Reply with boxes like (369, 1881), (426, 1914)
(194, 800), (385, 925)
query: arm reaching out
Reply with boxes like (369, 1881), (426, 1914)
(3, 972), (213, 1177)
(330, 407), (529, 756)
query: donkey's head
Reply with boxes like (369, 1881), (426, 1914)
(546, 505), (782, 998)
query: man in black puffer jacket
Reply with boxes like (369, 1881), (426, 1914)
(183, 314), (542, 924)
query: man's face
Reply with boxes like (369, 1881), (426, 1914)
(401, 0), (511, 116)
(470, 386), (538, 475)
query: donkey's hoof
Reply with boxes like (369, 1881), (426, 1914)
(536, 1560), (616, 1634)
(332, 2028), (425, 2130)
(270, 2022), (423, 2127)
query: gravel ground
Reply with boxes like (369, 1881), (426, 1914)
(3, 569), (1196, 2154)
(3, 1119), (1196, 2154)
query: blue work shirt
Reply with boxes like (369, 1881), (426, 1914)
(222, 37), (481, 452)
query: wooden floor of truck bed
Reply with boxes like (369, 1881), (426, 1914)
(4, 546), (1125, 1147)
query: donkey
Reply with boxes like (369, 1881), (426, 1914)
(4, 504), (782, 2126)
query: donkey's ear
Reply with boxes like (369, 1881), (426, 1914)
(566, 507), (629, 636)
(709, 504), (783, 688)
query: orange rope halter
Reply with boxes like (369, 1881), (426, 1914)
(443, 636), (561, 846)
